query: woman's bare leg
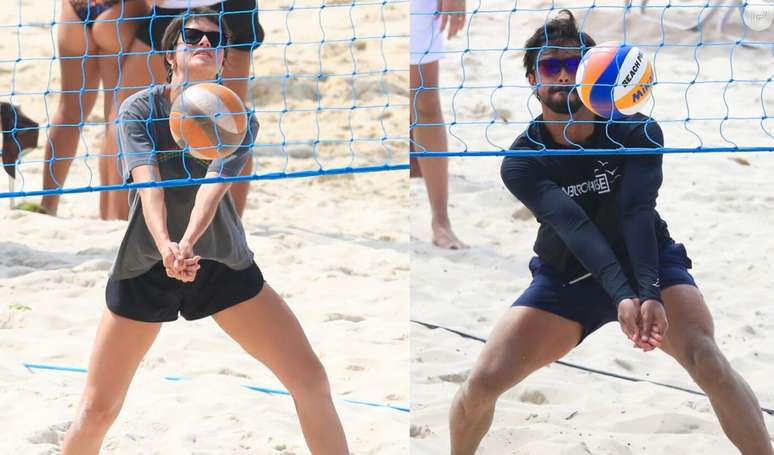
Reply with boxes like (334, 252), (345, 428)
(212, 284), (349, 454)
(62, 310), (162, 455)
(410, 61), (465, 249)
(91, 0), (145, 220)
(40, 0), (100, 216)
(96, 56), (128, 220)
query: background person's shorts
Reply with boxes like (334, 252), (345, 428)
(512, 242), (697, 342)
(106, 260), (264, 323)
(136, 0), (265, 51)
(410, 0), (443, 65)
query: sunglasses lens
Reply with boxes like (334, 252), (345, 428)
(182, 28), (203, 44)
(205, 31), (222, 46)
(565, 57), (581, 74)
(538, 59), (562, 76)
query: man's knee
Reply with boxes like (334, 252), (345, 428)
(681, 337), (734, 387)
(462, 364), (517, 408)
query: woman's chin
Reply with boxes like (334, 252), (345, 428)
(180, 68), (218, 84)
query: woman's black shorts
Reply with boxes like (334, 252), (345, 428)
(106, 260), (264, 323)
(136, 0), (264, 52)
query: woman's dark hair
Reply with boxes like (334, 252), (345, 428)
(522, 9), (596, 78)
(160, 6), (234, 82)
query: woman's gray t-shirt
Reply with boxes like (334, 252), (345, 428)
(110, 84), (257, 280)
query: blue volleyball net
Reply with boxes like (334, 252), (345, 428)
(409, 0), (774, 157)
(0, 0), (408, 200)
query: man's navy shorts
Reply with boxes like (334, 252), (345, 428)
(512, 242), (696, 342)
(106, 260), (264, 323)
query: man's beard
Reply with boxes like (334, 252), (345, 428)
(537, 87), (584, 115)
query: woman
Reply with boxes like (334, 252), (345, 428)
(116, 0), (264, 217)
(410, 0), (466, 249)
(33, 0), (146, 219)
(62, 9), (349, 454)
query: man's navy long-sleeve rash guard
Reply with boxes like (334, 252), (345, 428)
(501, 113), (672, 305)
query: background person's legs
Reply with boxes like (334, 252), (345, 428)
(659, 284), (774, 455)
(449, 306), (582, 455)
(212, 284), (349, 455)
(90, 0), (145, 220)
(62, 310), (162, 455)
(221, 49), (253, 217)
(40, 0), (100, 216)
(410, 61), (465, 249)
(95, 55), (129, 221)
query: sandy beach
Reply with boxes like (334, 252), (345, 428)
(1, 0), (409, 453)
(411, 1), (774, 454)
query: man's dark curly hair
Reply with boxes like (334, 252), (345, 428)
(522, 9), (596, 78)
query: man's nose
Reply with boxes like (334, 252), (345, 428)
(557, 66), (573, 81)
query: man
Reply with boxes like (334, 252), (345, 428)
(448, 9), (773, 455)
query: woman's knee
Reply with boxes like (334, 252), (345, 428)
(410, 89), (443, 122)
(286, 358), (332, 399)
(72, 397), (122, 435)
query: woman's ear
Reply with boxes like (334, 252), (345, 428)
(165, 51), (176, 72)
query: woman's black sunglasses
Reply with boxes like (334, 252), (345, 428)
(181, 28), (223, 46)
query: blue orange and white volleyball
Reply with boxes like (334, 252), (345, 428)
(575, 41), (654, 119)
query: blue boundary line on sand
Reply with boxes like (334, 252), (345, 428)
(23, 362), (409, 413)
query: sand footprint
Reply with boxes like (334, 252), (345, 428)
(436, 371), (469, 384)
(519, 388), (547, 405)
(325, 313), (365, 323)
(26, 421), (70, 445)
(409, 424), (433, 439)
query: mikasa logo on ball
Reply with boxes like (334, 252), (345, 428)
(631, 80), (652, 103)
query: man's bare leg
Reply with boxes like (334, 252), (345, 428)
(659, 284), (773, 455)
(449, 306), (582, 454)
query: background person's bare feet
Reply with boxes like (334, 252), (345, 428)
(432, 221), (467, 250)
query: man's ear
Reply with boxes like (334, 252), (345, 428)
(527, 72), (543, 102)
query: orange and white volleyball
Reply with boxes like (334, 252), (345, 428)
(169, 82), (248, 160)
(576, 41), (655, 119)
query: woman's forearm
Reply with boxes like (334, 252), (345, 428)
(181, 182), (230, 247)
(139, 187), (171, 252)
